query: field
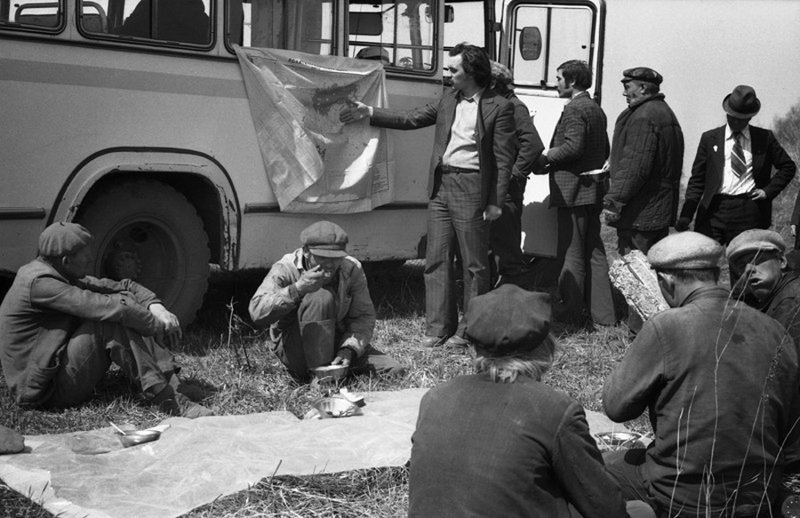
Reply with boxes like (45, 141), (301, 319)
(2, 123), (800, 515)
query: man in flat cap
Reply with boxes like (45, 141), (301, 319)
(603, 232), (800, 517)
(249, 220), (404, 382)
(409, 284), (656, 518)
(603, 67), (684, 255)
(0, 222), (212, 417)
(677, 85), (796, 245)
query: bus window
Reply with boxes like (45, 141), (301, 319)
(227, 0), (335, 55)
(443, 1), (485, 53)
(510, 4), (594, 89)
(348, 0), (435, 72)
(1, 0), (63, 30)
(80, 0), (212, 45)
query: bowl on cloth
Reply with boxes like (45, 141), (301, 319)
(118, 430), (161, 448)
(310, 396), (362, 419)
(593, 431), (644, 452)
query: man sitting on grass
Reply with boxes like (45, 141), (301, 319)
(603, 231), (800, 517)
(249, 221), (404, 382)
(409, 284), (654, 518)
(0, 222), (211, 418)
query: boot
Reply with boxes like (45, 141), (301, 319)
(152, 384), (213, 418)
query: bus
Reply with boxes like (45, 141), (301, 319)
(3, 0), (799, 323)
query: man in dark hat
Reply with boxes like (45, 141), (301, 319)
(677, 85), (796, 245)
(603, 232), (800, 517)
(249, 220), (404, 382)
(408, 284), (655, 518)
(603, 67), (684, 255)
(0, 222), (212, 417)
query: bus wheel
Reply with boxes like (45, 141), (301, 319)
(78, 180), (210, 326)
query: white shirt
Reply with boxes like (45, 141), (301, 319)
(442, 90), (482, 170)
(719, 124), (754, 196)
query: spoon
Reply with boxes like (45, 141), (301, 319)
(109, 421), (127, 435)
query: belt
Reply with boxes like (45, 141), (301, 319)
(440, 164), (479, 174)
(714, 193), (751, 200)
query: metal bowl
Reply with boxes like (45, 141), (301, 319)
(119, 430), (161, 448)
(311, 364), (348, 382)
(594, 431), (643, 452)
(311, 396), (362, 418)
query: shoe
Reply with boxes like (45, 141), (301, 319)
(444, 335), (469, 348)
(159, 393), (214, 419)
(176, 381), (207, 402)
(422, 336), (448, 348)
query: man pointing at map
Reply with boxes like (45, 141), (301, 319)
(340, 43), (516, 349)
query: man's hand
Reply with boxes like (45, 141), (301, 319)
(483, 205), (502, 221)
(791, 224), (797, 237)
(602, 208), (620, 224)
(674, 217), (691, 232)
(331, 347), (354, 367)
(149, 303), (182, 347)
(339, 102), (371, 124)
(295, 265), (327, 296)
(749, 188), (767, 201)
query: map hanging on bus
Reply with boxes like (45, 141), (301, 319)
(235, 46), (395, 214)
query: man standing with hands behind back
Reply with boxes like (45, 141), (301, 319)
(340, 43), (516, 349)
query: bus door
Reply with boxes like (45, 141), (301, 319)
(500, 0), (604, 257)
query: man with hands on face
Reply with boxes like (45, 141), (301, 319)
(249, 221), (404, 382)
(0, 222), (211, 418)
(340, 42), (516, 349)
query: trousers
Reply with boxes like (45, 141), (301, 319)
(45, 320), (178, 408)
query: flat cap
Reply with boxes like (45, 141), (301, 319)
(300, 221), (348, 258)
(465, 284), (551, 357)
(621, 67), (663, 85)
(726, 229), (785, 262)
(38, 222), (93, 257)
(647, 232), (722, 270)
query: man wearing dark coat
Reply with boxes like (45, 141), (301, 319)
(0, 222), (211, 417)
(409, 284), (654, 518)
(677, 85), (796, 245)
(487, 61), (544, 286)
(340, 43), (515, 348)
(603, 231), (800, 517)
(536, 59), (614, 326)
(603, 67), (684, 255)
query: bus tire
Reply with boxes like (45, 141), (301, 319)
(77, 180), (210, 326)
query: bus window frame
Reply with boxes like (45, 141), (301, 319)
(345, 0), (440, 78)
(0, 0), (66, 34)
(75, 0), (217, 51)
(507, 0), (597, 91)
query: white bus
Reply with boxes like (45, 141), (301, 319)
(3, 0), (798, 322)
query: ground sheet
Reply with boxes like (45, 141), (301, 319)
(0, 388), (625, 518)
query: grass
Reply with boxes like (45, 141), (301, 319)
(3, 145), (800, 515)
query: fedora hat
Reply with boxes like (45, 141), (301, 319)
(723, 85), (760, 119)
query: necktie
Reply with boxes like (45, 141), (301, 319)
(731, 132), (747, 178)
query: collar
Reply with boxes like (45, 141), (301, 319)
(628, 92), (665, 109)
(572, 90), (590, 101)
(725, 124), (751, 142)
(457, 88), (484, 103)
(679, 284), (730, 307)
(759, 271), (800, 309)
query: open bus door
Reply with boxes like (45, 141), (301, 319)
(500, 0), (605, 257)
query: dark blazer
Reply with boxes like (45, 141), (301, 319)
(679, 125), (797, 229)
(370, 88), (516, 208)
(543, 91), (609, 207)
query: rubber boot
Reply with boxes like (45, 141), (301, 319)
(299, 318), (336, 369)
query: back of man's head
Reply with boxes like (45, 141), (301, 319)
(557, 60), (592, 91)
(449, 42), (492, 88)
(648, 232), (722, 307)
